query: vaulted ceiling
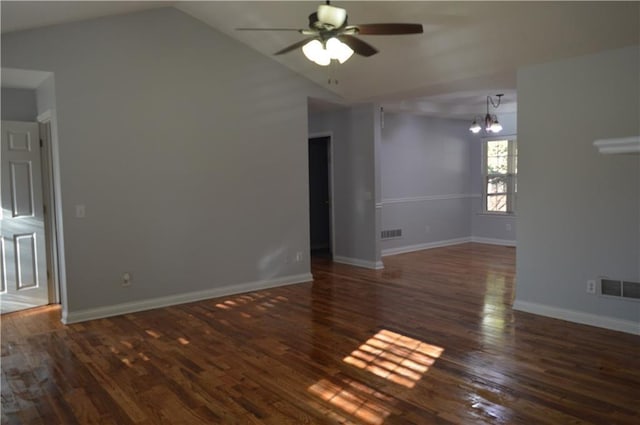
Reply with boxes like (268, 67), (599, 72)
(2, 1), (639, 117)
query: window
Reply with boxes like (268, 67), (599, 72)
(483, 138), (517, 213)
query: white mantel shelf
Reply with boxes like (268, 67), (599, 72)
(593, 136), (640, 154)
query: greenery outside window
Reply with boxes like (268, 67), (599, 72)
(483, 138), (517, 214)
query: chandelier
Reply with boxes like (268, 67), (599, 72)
(469, 94), (503, 134)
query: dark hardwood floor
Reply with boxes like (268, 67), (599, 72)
(2, 243), (639, 424)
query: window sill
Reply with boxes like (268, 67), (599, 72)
(476, 212), (517, 217)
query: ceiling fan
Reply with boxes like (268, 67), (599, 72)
(236, 1), (424, 66)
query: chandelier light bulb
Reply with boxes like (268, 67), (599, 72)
(469, 120), (481, 133)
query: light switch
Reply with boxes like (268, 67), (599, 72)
(75, 204), (86, 218)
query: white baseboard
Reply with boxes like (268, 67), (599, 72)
(62, 273), (313, 324)
(382, 237), (471, 257)
(333, 256), (384, 270)
(471, 236), (517, 247)
(513, 300), (640, 335)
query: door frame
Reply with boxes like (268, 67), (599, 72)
(308, 132), (335, 258)
(36, 109), (67, 312)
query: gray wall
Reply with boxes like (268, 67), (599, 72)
(515, 46), (639, 327)
(308, 104), (379, 266)
(36, 75), (56, 114)
(1, 87), (37, 121)
(2, 8), (333, 316)
(470, 112), (518, 243)
(380, 113), (472, 253)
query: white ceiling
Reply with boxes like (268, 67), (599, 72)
(0, 1), (170, 34)
(2, 1), (639, 117)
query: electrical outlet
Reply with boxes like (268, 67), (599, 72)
(506, 223), (512, 232)
(586, 280), (596, 294)
(295, 251), (303, 262)
(75, 204), (86, 218)
(122, 272), (132, 287)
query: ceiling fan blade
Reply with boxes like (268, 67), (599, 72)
(274, 37), (316, 55)
(337, 35), (378, 57)
(236, 28), (304, 32)
(353, 23), (424, 35)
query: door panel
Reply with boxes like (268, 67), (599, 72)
(10, 161), (35, 217)
(1, 121), (48, 314)
(16, 233), (38, 289)
(8, 130), (32, 151)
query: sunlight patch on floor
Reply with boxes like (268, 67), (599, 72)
(308, 378), (392, 425)
(214, 292), (289, 312)
(343, 329), (443, 388)
(145, 329), (161, 338)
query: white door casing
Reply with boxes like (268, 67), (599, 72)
(1, 121), (49, 313)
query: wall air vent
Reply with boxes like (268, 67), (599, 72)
(381, 229), (402, 240)
(598, 278), (640, 301)
(601, 279), (622, 296)
(622, 281), (640, 299)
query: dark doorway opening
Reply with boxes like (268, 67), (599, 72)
(308, 136), (332, 259)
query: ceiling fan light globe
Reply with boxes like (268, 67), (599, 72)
(326, 37), (354, 63)
(317, 46), (332, 66)
(302, 39), (330, 66)
(315, 52), (331, 66)
(336, 48), (354, 64)
(302, 39), (323, 61)
(317, 5), (347, 28)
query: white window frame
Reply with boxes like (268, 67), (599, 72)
(482, 136), (517, 215)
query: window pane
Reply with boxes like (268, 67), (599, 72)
(487, 140), (509, 157)
(487, 176), (507, 194)
(487, 195), (507, 212)
(486, 140), (509, 174)
(487, 155), (508, 174)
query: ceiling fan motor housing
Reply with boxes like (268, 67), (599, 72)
(316, 4), (348, 28)
(309, 12), (348, 32)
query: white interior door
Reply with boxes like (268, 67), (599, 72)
(1, 121), (49, 314)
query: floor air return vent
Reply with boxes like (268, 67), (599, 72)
(381, 229), (402, 240)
